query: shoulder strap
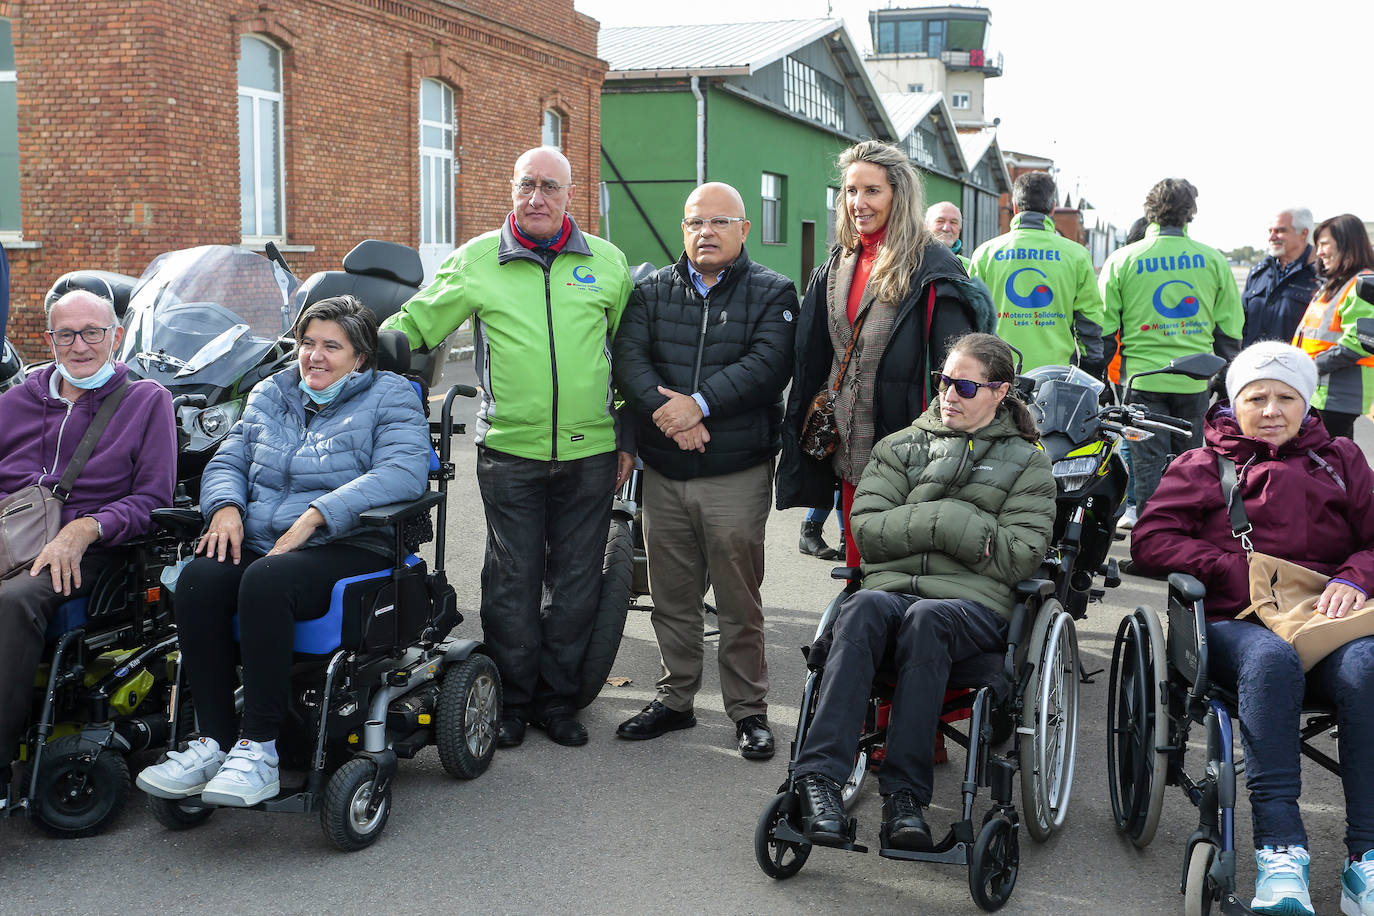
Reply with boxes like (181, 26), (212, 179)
(54, 378), (131, 502)
(1214, 452), (1252, 551)
(830, 307), (870, 393)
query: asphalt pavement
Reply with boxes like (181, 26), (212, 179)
(2, 363), (1369, 915)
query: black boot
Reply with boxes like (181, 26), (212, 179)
(798, 520), (830, 557)
(816, 532), (845, 562)
(796, 773), (847, 846)
(881, 789), (933, 851)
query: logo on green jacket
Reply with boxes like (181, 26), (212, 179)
(565, 264), (603, 292)
(1005, 267), (1054, 310)
(1152, 280), (1200, 319)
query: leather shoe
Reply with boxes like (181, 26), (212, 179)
(881, 789), (933, 851)
(796, 773), (847, 846)
(497, 714), (526, 748)
(736, 714), (774, 760)
(616, 700), (696, 740)
(537, 713), (588, 747)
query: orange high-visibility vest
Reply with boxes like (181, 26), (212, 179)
(1293, 272), (1374, 366)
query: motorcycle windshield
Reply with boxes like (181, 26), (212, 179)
(119, 245), (299, 390)
(1025, 365), (1105, 438)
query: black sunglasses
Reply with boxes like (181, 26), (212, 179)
(932, 372), (1005, 399)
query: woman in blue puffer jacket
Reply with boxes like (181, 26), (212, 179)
(137, 295), (430, 808)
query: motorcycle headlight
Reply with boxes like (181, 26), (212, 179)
(1052, 455), (1100, 492)
(194, 400), (243, 441)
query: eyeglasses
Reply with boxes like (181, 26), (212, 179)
(682, 217), (747, 233)
(47, 326), (115, 347)
(932, 372), (1005, 399)
(512, 178), (573, 197)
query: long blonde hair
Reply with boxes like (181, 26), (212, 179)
(834, 140), (933, 305)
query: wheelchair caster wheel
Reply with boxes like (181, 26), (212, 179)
(1183, 841), (1219, 916)
(754, 792), (811, 879)
(321, 757), (390, 851)
(31, 735), (130, 839)
(968, 815), (1019, 911)
(436, 653), (501, 779)
(147, 793), (216, 831)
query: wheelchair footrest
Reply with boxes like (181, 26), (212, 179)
(774, 815), (867, 853)
(255, 791), (317, 814)
(878, 841), (969, 865)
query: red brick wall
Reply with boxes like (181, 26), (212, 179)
(3, 0), (607, 359)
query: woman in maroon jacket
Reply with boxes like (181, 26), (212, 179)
(1131, 341), (1374, 916)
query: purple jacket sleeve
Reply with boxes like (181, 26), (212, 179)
(90, 382), (177, 545)
(1129, 448), (1250, 612)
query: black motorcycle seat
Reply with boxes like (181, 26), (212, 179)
(297, 240), (425, 325)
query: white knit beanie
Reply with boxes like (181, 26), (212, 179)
(1225, 341), (1318, 409)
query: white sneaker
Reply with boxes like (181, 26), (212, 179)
(200, 738), (280, 807)
(1344, 850), (1374, 916)
(1252, 845), (1314, 916)
(136, 737), (227, 799)
(1116, 506), (1139, 531)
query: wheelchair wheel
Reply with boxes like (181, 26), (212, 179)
(31, 735), (130, 838)
(1184, 841), (1219, 916)
(754, 792), (811, 879)
(147, 794), (216, 831)
(968, 814), (1019, 911)
(1019, 601), (1079, 842)
(1106, 607), (1168, 848)
(321, 756), (391, 851)
(840, 749), (868, 808)
(436, 653), (500, 779)
(577, 515), (634, 709)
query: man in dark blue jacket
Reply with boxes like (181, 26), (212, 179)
(612, 182), (796, 760)
(1242, 208), (1319, 347)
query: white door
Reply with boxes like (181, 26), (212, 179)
(419, 79), (455, 285)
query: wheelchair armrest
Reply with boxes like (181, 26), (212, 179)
(359, 491), (442, 527)
(1168, 573), (1206, 603)
(829, 566), (860, 582)
(151, 507), (204, 539)
(1015, 578), (1055, 600)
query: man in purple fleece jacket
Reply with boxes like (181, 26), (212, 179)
(0, 290), (175, 800)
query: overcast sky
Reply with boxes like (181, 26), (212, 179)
(575, 0), (1374, 252)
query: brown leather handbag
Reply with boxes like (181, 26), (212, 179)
(0, 379), (129, 578)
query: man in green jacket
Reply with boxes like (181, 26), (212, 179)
(970, 171), (1105, 373)
(381, 146), (633, 750)
(1099, 177), (1242, 510)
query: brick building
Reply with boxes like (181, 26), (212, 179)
(0, 0), (607, 357)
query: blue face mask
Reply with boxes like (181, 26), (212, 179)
(56, 357), (117, 391)
(299, 371), (354, 405)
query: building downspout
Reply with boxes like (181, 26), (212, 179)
(691, 76), (705, 186)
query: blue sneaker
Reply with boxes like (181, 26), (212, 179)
(1252, 845), (1313, 916)
(1344, 849), (1374, 916)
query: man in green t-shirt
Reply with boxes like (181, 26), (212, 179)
(970, 172), (1104, 373)
(1099, 177), (1242, 509)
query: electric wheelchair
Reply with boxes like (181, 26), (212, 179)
(1106, 573), (1343, 915)
(3, 526), (190, 837)
(142, 353), (502, 851)
(754, 568), (1077, 912)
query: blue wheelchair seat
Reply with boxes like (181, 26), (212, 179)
(232, 554), (424, 655)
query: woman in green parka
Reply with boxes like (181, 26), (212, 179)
(789, 332), (1056, 852)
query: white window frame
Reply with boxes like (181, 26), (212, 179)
(419, 79), (455, 250)
(951, 91), (971, 110)
(761, 172), (783, 244)
(542, 109), (563, 149)
(1, 17), (19, 236)
(825, 187), (838, 247)
(238, 35), (285, 242)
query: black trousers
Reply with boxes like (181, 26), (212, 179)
(175, 544), (389, 745)
(1322, 410), (1358, 440)
(793, 591), (1007, 804)
(0, 554), (114, 767)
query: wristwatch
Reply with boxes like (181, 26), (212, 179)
(89, 517), (104, 542)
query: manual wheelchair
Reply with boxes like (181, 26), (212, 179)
(143, 358), (502, 851)
(1106, 573), (1343, 914)
(754, 569), (1078, 912)
(3, 526), (190, 837)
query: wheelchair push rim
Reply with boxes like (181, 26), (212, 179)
(1019, 602), (1079, 841)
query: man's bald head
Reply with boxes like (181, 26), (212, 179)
(925, 201), (963, 248)
(681, 182), (750, 282)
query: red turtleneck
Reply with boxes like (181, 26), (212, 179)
(846, 224), (888, 323)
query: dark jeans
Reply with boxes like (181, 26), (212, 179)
(794, 592), (1007, 804)
(0, 554), (114, 766)
(475, 446), (615, 718)
(1127, 389), (1208, 511)
(1207, 618), (1374, 857)
(175, 544), (389, 745)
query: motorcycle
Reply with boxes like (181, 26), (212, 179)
(1022, 352), (1224, 622)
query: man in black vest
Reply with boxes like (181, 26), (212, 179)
(612, 182), (797, 759)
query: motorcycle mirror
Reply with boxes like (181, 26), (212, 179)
(1005, 342), (1024, 375)
(1164, 352), (1226, 380)
(1357, 274), (1374, 306)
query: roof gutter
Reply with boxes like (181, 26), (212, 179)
(691, 76), (705, 186)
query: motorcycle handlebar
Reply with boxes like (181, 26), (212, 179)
(1139, 410), (1191, 433)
